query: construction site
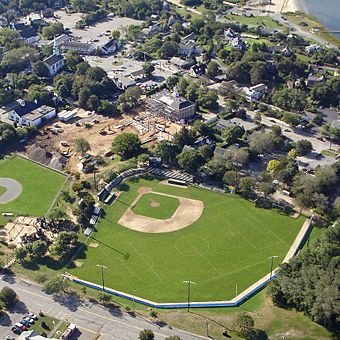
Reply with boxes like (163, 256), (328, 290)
(24, 107), (182, 173)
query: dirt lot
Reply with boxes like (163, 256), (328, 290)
(30, 109), (182, 173)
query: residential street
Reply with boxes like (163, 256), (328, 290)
(0, 275), (206, 340)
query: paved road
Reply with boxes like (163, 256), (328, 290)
(0, 178), (22, 204)
(0, 276), (206, 340)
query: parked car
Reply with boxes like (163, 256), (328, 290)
(23, 316), (35, 324)
(5, 335), (15, 340)
(20, 319), (31, 327)
(11, 326), (22, 334)
(26, 313), (38, 320)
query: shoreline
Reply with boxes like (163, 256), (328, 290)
(263, 0), (299, 13)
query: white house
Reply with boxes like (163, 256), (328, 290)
(8, 101), (56, 126)
(12, 23), (39, 44)
(43, 38), (64, 76)
(231, 36), (246, 51)
(61, 41), (96, 54)
(244, 84), (267, 102)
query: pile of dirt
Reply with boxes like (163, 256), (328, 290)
(26, 145), (67, 171)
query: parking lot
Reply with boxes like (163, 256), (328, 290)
(47, 10), (143, 46)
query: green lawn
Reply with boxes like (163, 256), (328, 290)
(132, 192), (180, 220)
(30, 315), (68, 337)
(71, 177), (305, 303)
(0, 156), (66, 224)
(224, 14), (282, 29)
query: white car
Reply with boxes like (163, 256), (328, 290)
(23, 316), (35, 324)
(26, 313), (38, 320)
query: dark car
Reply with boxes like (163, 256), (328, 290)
(11, 327), (22, 335)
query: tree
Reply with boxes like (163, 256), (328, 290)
(197, 88), (218, 110)
(117, 86), (141, 112)
(41, 22), (64, 40)
(223, 170), (238, 186)
(31, 240), (48, 260)
(249, 131), (274, 154)
(254, 112), (262, 124)
(32, 61), (49, 78)
(232, 313), (255, 338)
(166, 336), (181, 340)
(111, 30), (121, 39)
(268, 221), (340, 329)
(222, 125), (245, 145)
(43, 277), (68, 294)
(159, 41), (178, 58)
(295, 140), (312, 156)
(177, 78), (189, 96)
(75, 138), (91, 155)
(27, 84), (51, 104)
(166, 75), (179, 89)
(153, 141), (176, 164)
(142, 62), (155, 77)
(15, 247), (27, 262)
(177, 150), (204, 173)
(238, 177), (256, 198)
(206, 61), (220, 78)
(0, 286), (17, 308)
(51, 232), (79, 260)
(172, 127), (195, 150)
(267, 159), (280, 173)
(271, 88), (307, 112)
(112, 133), (141, 159)
(258, 182), (275, 198)
(139, 329), (154, 340)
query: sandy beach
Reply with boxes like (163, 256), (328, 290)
(264, 0), (299, 13)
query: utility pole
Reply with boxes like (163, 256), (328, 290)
(183, 280), (195, 312)
(96, 264), (107, 291)
(268, 256), (278, 281)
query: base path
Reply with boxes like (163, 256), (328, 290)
(0, 178), (22, 204)
(118, 188), (204, 233)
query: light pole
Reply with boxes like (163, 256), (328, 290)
(96, 264), (107, 291)
(268, 256), (278, 281)
(183, 280), (195, 312)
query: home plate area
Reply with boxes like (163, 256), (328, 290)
(117, 187), (204, 233)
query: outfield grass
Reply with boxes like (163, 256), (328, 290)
(132, 192), (180, 220)
(71, 177), (305, 303)
(0, 156), (66, 224)
(0, 186), (6, 196)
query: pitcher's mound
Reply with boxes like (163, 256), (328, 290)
(118, 190), (204, 233)
(150, 201), (160, 208)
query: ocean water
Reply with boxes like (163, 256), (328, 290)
(298, 0), (340, 40)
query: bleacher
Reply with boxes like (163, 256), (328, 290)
(148, 167), (193, 183)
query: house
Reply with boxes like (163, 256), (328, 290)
(178, 41), (196, 57)
(268, 44), (291, 57)
(182, 32), (197, 44)
(112, 75), (136, 90)
(61, 40), (96, 54)
(306, 44), (321, 54)
(146, 87), (195, 122)
(43, 38), (64, 76)
(224, 28), (235, 41)
(168, 14), (179, 26)
(244, 83), (267, 102)
(230, 36), (246, 51)
(193, 135), (215, 148)
(214, 146), (227, 159)
(12, 23), (39, 44)
(142, 23), (160, 37)
(8, 100), (56, 126)
(26, 12), (45, 26)
(214, 118), (235, 132)
(169, 56), (194, 69)
(100, 38), (121, 55)
(190, 63), (206, 77)
(307, 74), (325, 86)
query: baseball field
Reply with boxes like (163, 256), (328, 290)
(71, 177), (304, 303)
